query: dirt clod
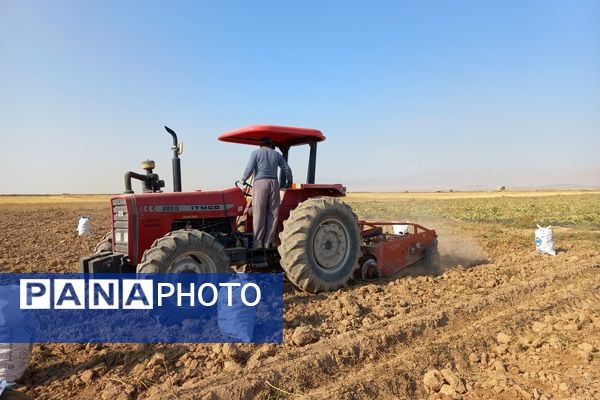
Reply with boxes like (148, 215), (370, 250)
(79, 370), (94, 384)
(439, 383), (455, 396)
(496, 332), (512, 344)
(221, 343), (243, 360)
(578, 342), (596, 353)
(291, 326), (318, 346)
(423, 369), (445, 393)
(440, 368), (465, 394)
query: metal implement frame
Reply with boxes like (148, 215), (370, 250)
(358, 221), (438, 277)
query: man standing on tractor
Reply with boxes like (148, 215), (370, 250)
(240, 137), (293, 249)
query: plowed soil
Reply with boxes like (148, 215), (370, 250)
(0, 195), (599, 400)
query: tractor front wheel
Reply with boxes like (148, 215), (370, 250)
(136, 230), (230, 273)
(278, 197), (360, 293)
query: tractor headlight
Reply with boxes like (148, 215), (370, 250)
(115, 230), (128, 243)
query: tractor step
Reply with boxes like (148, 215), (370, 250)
(250, 262), (269, 268)
(80, 252), (134, 274)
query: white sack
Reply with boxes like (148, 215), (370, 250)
(0, 286), (33, 385)
(392, 224), (409, 235)
(77, 216), (91, 236)
(0, 343), (31, 383)
(535, 225), (556, 256)
(217, 277), (256, 342)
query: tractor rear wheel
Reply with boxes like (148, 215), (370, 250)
(278, 197), (360, 293)
(136, 230), (230, 273)
(93, 232), (113, 254)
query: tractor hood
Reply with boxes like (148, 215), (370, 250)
(109, 187), (246, 264)
(123, 187), (246, 217)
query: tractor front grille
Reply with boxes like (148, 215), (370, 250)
(112, 198), (129, 254)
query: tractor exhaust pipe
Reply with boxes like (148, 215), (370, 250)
(164, 126), (182, 192)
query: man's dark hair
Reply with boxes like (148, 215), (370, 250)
(260, 136), (273, 147)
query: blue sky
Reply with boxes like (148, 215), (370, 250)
(1, 0), (599, 193)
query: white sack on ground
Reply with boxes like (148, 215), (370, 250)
(535, 225), (556, 256)
(77, 216), (91, 236)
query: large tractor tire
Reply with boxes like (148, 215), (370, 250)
(93, 232), (113, 254)
(136, 230), (230, 273)
(278, 197), (361, 293)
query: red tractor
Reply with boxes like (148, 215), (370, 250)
(81, 125), (439, 293)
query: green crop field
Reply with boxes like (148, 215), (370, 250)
(1, 191), (599, 228)
(347, 193), (600, 228)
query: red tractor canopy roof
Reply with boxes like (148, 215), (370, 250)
(218, 125), (325, 147)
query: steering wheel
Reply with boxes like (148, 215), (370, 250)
(235, 180), (252, 197)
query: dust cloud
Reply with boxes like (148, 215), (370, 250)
(437, 233), (489, 270)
